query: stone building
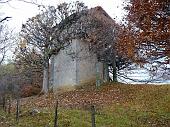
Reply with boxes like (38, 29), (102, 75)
(50, 6), (116, 90)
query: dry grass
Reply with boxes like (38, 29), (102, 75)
(0, 82), (170, 127)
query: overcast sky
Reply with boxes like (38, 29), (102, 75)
(1, 0), (125, 31)
(0, 0), (126, 62)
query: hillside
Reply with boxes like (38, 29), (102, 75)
(0, 83), (170, 127)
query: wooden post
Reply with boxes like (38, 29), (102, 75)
(8, 98), (11, 114)
(54, 100), (58, 127)
(91, 105), (96, 127)
(16, 97), (20, 123)
(2, 96), (6, 111)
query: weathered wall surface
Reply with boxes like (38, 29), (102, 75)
(75, 39), (103, 84)
(53, 41), (77, 89)
(52, 39), (103, 90)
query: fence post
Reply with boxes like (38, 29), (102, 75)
(2, 96), (6, 111)
(8, 97), (11, 114)
(16, 97), (20, 123)
(91, 105), (96, 127)
(54, 100), (58, 127)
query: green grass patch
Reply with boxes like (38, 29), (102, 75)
(0, 83), (170, 127)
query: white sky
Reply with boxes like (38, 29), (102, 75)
(0, 0), (125, 62)
(0, 0), (125, 31)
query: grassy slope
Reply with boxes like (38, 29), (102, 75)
(0, 83), (170, 127)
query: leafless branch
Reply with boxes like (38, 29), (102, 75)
(0, 17), (12, 23)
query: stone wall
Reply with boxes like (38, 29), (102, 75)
(52, 39), (103, 91)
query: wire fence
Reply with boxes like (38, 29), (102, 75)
(0, 95), (170, 127)
(0, 97), (99, 127)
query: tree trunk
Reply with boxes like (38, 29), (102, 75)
(96, 62), (101, 87)
(103, 63), (109, 82)
(112, 61), (117, 82)
(42, 60), (49, 94)
(112, 51), (117, 82)
(49, 55), (55, 90)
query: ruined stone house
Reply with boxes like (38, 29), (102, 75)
(50, 6), (116, 90)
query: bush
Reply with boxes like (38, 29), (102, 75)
(20, 84), (41, 97)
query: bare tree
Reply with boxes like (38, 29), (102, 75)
(14, 45), (43, 88)
(0, 17), (12, 23)
(0, 0), (39, 5)
(20, 2), (88, 93)
(0, 20), (13, 65)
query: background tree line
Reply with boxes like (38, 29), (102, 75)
(0, 0), (169, 98)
